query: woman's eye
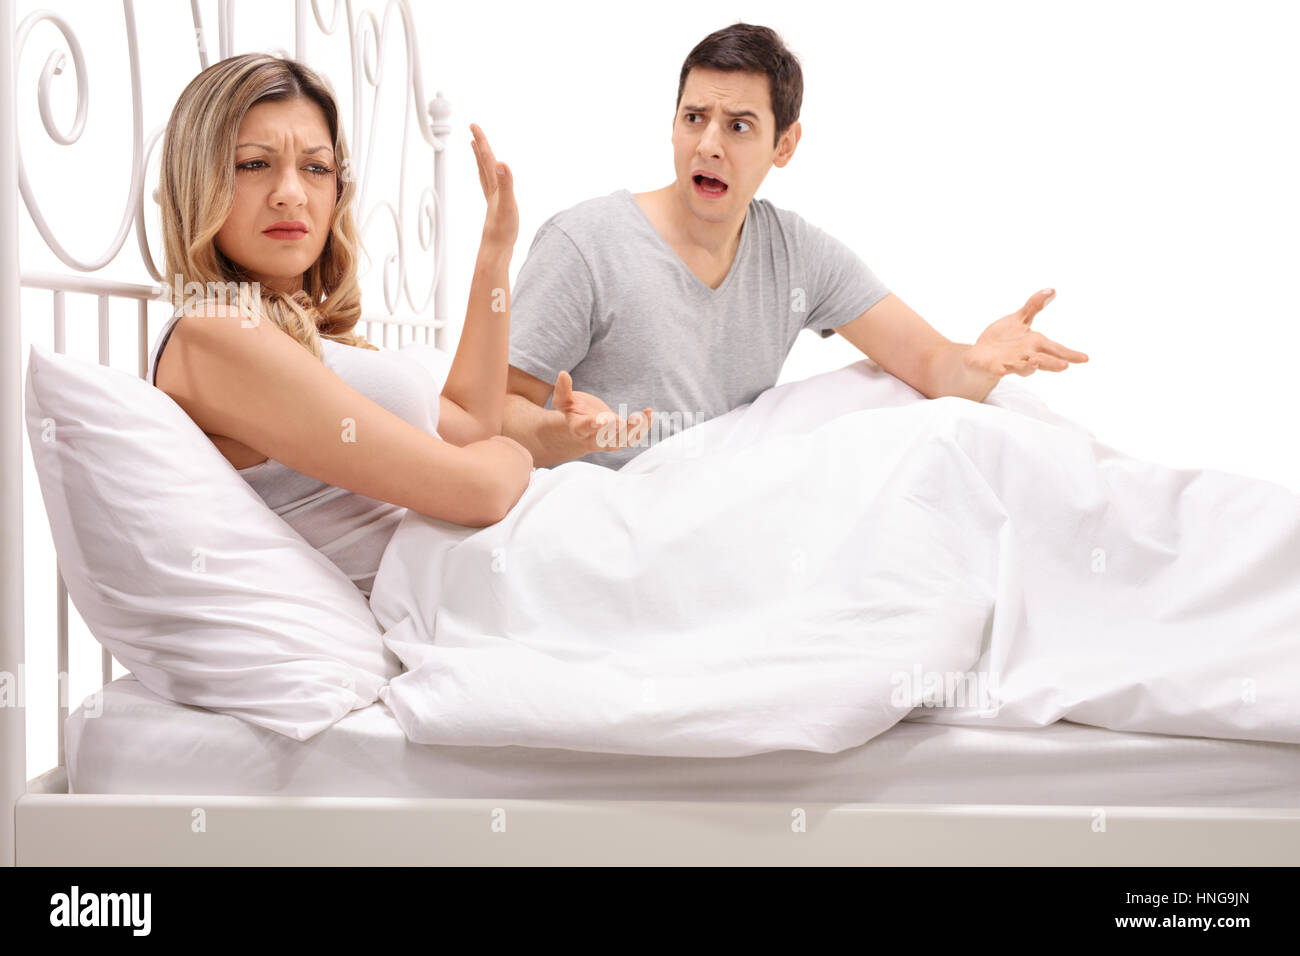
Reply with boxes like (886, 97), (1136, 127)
(235, 160), (334, 177)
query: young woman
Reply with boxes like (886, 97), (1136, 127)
(149, 53), (533, 596)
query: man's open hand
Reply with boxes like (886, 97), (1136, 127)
(552, 370), (654, 453)
(967, 289), (1089, 378)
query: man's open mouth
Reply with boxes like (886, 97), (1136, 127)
(693, 174), (728, 195)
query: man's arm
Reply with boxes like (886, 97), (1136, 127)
(830, 293), (1001, 403)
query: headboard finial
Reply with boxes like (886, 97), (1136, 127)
(428, 91), (452, 141)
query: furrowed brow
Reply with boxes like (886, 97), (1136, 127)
(681, 105), (760, 122)
(235, 142), (335, 155)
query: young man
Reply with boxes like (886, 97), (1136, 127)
(503, 22), (1087, 470)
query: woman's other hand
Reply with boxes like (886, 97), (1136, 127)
(470, 123), (518, 250)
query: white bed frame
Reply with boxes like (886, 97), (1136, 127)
(4, 0), (1298, 868)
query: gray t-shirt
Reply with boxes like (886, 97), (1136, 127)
(508, 188), (891, 469)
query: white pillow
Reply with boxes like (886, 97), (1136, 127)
(23, 342), (403, 741)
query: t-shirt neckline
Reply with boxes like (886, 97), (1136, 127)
(619, 189), (751, 298)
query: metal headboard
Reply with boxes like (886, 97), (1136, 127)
(1, 0), (453, 865)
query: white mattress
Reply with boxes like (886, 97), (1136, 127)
(65, 677), (1300, 807)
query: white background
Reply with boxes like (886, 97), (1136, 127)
(13, 0), (1300, 778)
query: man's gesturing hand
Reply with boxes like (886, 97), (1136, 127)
(967, 288), (1089, 378)
(552, 370), (654, 454)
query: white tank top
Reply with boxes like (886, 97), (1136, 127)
(147, 310), (442, 598)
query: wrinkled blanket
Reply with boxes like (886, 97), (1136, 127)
(368, 360), (1300, 756)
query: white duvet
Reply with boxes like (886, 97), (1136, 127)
(368, 360), (1300, 757)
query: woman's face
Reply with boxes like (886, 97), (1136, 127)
(215, 96), (338, 295)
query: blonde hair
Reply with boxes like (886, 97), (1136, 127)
(159, 53), (377, 358)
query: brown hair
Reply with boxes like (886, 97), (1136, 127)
(159, 53), (377, 358)
(676, 23), (803, 147)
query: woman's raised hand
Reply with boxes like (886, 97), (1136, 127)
(470, 123), (518, 250)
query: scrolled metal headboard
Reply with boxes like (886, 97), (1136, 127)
(0, 0), (454, 866)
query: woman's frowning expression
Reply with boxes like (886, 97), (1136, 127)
(215, 96), (338, 295)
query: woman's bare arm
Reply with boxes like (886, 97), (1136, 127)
(162, 303), (532, 527)
(437, 245), (511, 445)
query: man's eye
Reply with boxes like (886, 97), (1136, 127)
(733, 121), (751, 133)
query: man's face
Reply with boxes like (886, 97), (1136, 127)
(671, 67), (799, 225)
